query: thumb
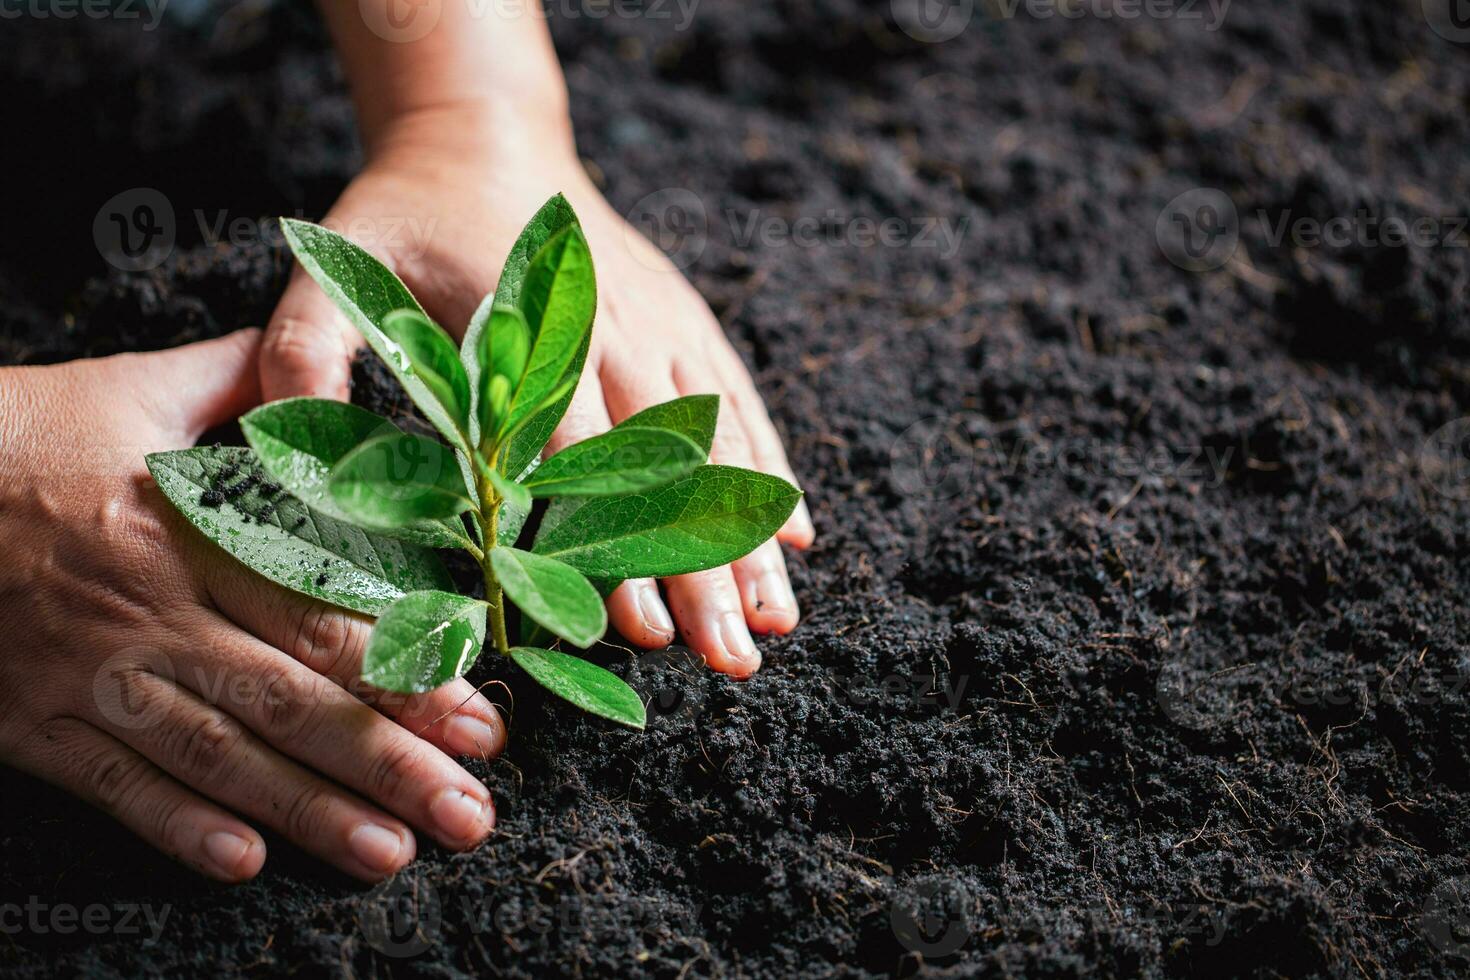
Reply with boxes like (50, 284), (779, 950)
(128, 328), (264, 442)
(259, 266), (359, 402)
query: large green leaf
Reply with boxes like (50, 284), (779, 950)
(509, 647), (645, 729)
(147, 446), (452, 615)
(328, 432), (474, 527)
(524, 426), (703, 498)
(617, 395), (719, 456)
(279, 219), (467, 452)
(464, 195), (579, 445)
(532, 465), (801, 579)
(504, 226), (596, 436)
(241, 398), (469, 549)
(361, 590), (487, 693)
(490, 548), (606, 648)
(503, 331), (591, 480)
(381, 309), (470, 434)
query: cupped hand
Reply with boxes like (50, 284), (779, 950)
(261, 105), (814, 678)
(0, 330), (504, 882)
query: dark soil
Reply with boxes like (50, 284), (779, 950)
(4, 1), (1470, 976)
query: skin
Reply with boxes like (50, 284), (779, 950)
(0, 1), (811, 883)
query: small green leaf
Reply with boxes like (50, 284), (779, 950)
(328, 432), (474, 527)
(497, 496), (530, 547)
(480, 374), (511, 441)
(503, 330), (590, 480)
(524, 426), (703, 497)
(362, 590), (487, 693)
(463, 195), (579, 445)
(279, 218), (468, 452)
(509, 647), (645, 729)
(241, 398), (469, 549)
(617, 395), (719, 456)
(532, 465), (801, 579)
(504, 226), (596, 435)
(491, 548), (607, 648)
(146, 446), (452, 615)
(487, 467), (532, 513)
(482, 305), (531, 387)
(381, 309), (471, 433)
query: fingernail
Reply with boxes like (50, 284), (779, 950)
(719, 612), (760, 673)
(349, 824), (409, 874)
(638, 583), (675, 640)
(429, 788), (491, 842)
(757, 570), (797, 618)
(202, 831), (252, 878)
(443, 713), (500, 757)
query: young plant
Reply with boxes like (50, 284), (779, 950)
(145, 196), (801, 729)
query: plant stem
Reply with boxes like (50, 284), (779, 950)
(477, 468), (511, 655)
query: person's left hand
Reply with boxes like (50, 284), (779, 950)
(259, 104), (813, 678)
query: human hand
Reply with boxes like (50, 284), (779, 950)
(261, 105), (815, 678)
(0, 330), (504, 882)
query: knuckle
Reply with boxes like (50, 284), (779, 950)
(172, 713), (244, 780)
(89, 751), (154, 814)
(282, 786), (335, 843)
(263, 316), (342, 371)
(291, 603), (357, 676)
(366, 738), (430, 802)
(259, 667), (322, 739)
(148, 793), (195, 859)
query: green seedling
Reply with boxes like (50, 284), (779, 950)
(146, 195), (801, 729)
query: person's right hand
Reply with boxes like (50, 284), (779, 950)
(0, 329), (504, 882)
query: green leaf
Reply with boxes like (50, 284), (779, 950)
(241, 398), (469, 549)
(524, 426), (703, 497)
(617, 395), (719, 456)
(279, 218), (467, 452)
(504, 226), (596, 435)
(532, 465), (801, 579)
(497, 496), (530, 547)
(328, 432), (474, 527)
(487, 467), (532, 513)
(474, 306), (530, 442)
(463, 195), (579, 444)
(491, 548), (607, 648)
(381, 309), (470, 433)
(146, 446), (452, 616)
(361, 590), (487, 693)
(509, 647), (645, 729)
(503, 330), (590, 479)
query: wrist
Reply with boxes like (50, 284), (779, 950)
(363, 95), (576, 173)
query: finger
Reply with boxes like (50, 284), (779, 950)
(177, 612), (495, 852)
(12, 717), (265, 882)
(709, 344), (816, 548)
(260, 265), (361, 402)
(663, 566), (760, 678)
(90, 666), (418, 882)
(123, 328), (264, 443)
(206, 574), (506, 761)
(596, 355), (679, 647)
(731, 538), (800, 636)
